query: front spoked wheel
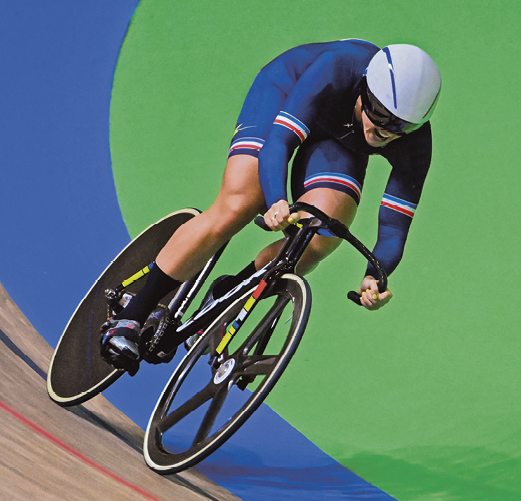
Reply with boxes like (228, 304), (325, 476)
(144, 273), (311, 474)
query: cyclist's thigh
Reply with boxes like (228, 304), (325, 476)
(297, 188), (358, 230)
(291, 134), (369, 209)
(291, 136), (369, 251)
(292, 188), (357, 270)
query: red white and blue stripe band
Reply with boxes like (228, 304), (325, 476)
(274, 111), (310, 142)
(229, 137), (265, 155)
(381, 194), (417, 217)
(304, 173), (362, 200)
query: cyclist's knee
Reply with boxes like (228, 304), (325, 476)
(297, 236), (341, 275)
(208, 197), (260, 236)
(223, 200), (258, 227)
(310, 234), (342, 258)
(207, 156), (264, 233)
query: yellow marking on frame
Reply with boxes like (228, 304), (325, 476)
(244, 297), (256, 311)
(216, 332), (233, 354)
(122, 265), (151, 287)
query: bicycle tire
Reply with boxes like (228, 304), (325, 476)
(144, 273), (311, 474)
(47, 208), (201, 407)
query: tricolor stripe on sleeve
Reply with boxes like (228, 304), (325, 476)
(274, 111), (310, 142)
(228, 137), (265, 154)
(381, 194), (417, 217)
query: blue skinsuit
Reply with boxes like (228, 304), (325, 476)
(229, 39), (433, 278)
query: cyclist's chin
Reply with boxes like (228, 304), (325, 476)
(364, 128), (393, 148)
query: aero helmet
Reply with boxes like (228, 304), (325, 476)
(363, 44), (441, 134)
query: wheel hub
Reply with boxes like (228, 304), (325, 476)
(213, 358), (236, 384)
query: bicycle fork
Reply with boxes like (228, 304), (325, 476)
(209, 219), (319, 369)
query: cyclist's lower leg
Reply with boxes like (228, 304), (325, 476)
(112, 264), (180, 324)
(101, 156), (265, 365)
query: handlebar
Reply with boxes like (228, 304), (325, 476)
(255, 202), (388, 305)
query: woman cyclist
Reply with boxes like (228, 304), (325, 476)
(100, 39), (441, 371)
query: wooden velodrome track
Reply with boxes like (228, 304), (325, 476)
(0, 281), (240, 501)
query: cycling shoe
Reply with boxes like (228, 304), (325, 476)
(100, 319), (141, 376)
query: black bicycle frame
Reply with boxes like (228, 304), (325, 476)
(113, 202), (388, 356)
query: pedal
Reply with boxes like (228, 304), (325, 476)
(106, 291), (134, 316)
(142, 334), (179, 364)
(119, 293), (133, 308)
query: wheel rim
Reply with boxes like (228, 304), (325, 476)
(145, 275), (310, 472)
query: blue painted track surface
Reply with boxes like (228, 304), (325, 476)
(0, 2), (395, 499)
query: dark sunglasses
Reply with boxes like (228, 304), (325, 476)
(361, 85), (421, 135)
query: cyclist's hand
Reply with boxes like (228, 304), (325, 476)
(264, 200), (300, 231)
(358, 276), (393, 310)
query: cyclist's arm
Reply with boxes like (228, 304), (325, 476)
(259, 52), (348, 229)
(259, 130), (302, 230)
(362, 125), (432, 307)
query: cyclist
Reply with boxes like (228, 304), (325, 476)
(100, 39), (441, 370)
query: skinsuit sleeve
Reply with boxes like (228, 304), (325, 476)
(258, 51), (354, 207)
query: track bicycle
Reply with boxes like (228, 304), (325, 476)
(47, 202), (387, 474)
(142, 202), (387, 473)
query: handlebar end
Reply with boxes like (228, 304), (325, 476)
(254, 215), (271, 232)
(347, 290), (362, 306)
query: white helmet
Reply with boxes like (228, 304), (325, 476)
(363, 44), (441, 133)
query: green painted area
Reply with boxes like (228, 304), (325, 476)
(110, 1), (521, 499)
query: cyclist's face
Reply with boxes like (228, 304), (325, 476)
(357, 97), (401, 148)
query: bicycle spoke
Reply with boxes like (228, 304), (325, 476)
(241, 295), (288, 354)
(192, 385), (230, 445)
(238, 355), (278, 376)
(157, 382), (216, 433)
